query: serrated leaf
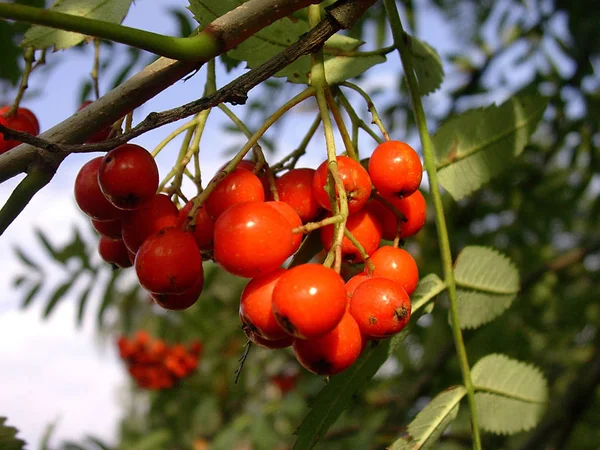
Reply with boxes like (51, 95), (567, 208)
(43, 271), (82, 318)
(453, 246), (520, 329)
(324, 54), (386, 85)
(14, 246), (41, 270)
(389, 386), (466, 450)
(407, 34), (444, 95)
(21, 281), (43, 309)
(0, 417), (27, 450)
(433, 95), (549, 200)
(472, 354), (548, 434)
(22, 0), (134, 50)
(293, 276), (436, 449)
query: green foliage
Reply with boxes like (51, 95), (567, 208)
(389, 386), (467, 449)
(0, 22), (23, 86)
(406, 34), (444, 96)
(0, 417), (26, 450)
(453, 246), (520, 329)
(433, 94), (549, 200)
(22, 0), (134, 50)
(472, 354), (548, 435)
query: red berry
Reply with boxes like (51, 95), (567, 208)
(98, 236), (132, 268)
(91, 218), (122, 239)
(383, 190), (427, 239)
(98, 144), (159, 210)
(151, 273), (204, 311)
(345, 273), (370, 302)
(74, 157), (124, 221)
(240, 269), (289, 341)
(275, 168), (323, 222)
(0, 107), (39, 154)
(244, 328), (293, 349)
(349, 277), (411, 339)
(78, 101), (111, 143)
(266, 201), (303, 253)
(135, 227), (203, 294)
(0, 106), (39, 134)
(292, 312), (363, 375)
(177, 199), (215, 251)
(121, 194), (178, 253)
(272, 264), (346, 339)
(320, 208), (383, 263)
(205, 168), (265, 219)
(368, 246), (419, 296)
(213, 202), (294, 278)
(365, 199), (398, 241)
(368, 141), (422, 198)
(312, 156), (372, 214)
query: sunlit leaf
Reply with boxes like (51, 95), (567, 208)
(22, 0), (135, 50)
(407, 34), (444, 95)
(472, 354), (548, 434)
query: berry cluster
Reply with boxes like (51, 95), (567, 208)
(117, 331), (202, 390)
(0, 106), (40, 154)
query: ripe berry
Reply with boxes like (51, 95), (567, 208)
(368, 141), (422, 198)
(77, 101), (111, 143)
(135, 227), (203, 294)
(349, 277), (411, 339)
(368, 246), (419, 296)
(205, 168), (265, 219)
(121, 194), (178, 253)
(272, 264), (346, 339)
(239, 269), (289, 341)
(312, 156), (372, 214)
(345, 273), (370, 301)
(74, 157), (124, 221)
(320, 208), (383, 263)
(0, 106), (39, 134)
(244, 328), (293, 349)
(177, 199), (215, 251)
(266, 201), (303, 252)
(91, 218), (122, 239)
(213, 202), (294, 278)
(152, 274), (204, 311)
(98, 236), (132, 268)
(0, 106), (39, 153)
(98, 144), (159, 210)
(292, 312), (363, 375)
(369, 191), (426, 240)
(275, 168), (323, 222)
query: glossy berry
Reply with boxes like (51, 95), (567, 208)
(91, 218), (122, 239)
(385, 190), (427, 239)
(272, 264), (346, 339)
(349, 277), (411, 339)
(244, 327), (293, 349)
(152, 274), (204, 311)
(240, 269), (289, 341)
(345, 273), (370, 302)
(135, 227), (203, 294)
(98, 236), (132, 268)
(275, 168), (323, 222)
(0, 106), (39, 134)
(368, 141), (422, 198)
(78, 101), (111, 143)
(205, 168), (265, 219)
(121, 194), (178, 253)
(320, 208), (383, 263)
(312, 156), (372, 214)
(292, 312), (363, 375)
(98, 144), (159, 210)
(0, 106), (39, 153)
(266, 201), (303, 252)
(213, 202), (294, 278)
(176, 199), (215, 251)
(74, 157), (124, 221)
(368, 246), (419, 296)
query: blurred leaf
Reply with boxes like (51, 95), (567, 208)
(389, 385), (466, 449)
(119, 284), (140, 335)
(120, 429), (171, 450)
(22, 0), (135, 50)
(85, 435), (113, 450)
(43, 270), (82, 319)
(109, 47), (142, 89)
(472, 354), (548, 434)
(60, 443), (87, 450)
(411, 273), (446, 311)
(169, 8), (195, 38)
(76, 273), (97, 328)
(35, 227), (60, 261)
(12, 275), (27, 288)
(0, 417), (27, 450)
(39, 419), (58, 450)
(433, 95), (549, 200)
(54, 227), (91, 268)
(96, 269), (121, 328)
(407, 34), (444, 95)
(0, 22), (22, 86)
(21, 280), (42, 309)
(14, 246), (41, 271)
(453, 246), (520, 329)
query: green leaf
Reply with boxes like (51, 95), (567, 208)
(14, 246), (41, 271)
(472, 354), (548, 435)
(407, 34), (444, 95)
(54, 227), (91, 268)
(289, 231), (322, 268)
(453, 246), (520, 329)
(76, 274), (96, 328)
(85, 435), (113, 450)
(293, 275), (438, 449)
(433, 94), (549, 200)
(97, 269), (121, 328)
(389, 386), (467, 450)
(35, 228), (60, 261)
(0, 417), (27, 450)
(21, 280), (43, 309)
(324, 54), (387, 85)
(0, 22), (22, 86)
(22, 0), (135, 50)
(43, 271), (82, 319)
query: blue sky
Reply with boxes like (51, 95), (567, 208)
(0, 0), (468, 447)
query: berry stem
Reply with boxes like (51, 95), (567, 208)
(271, 113), (321, 172)
(336, 89), (384, 145)
(292, 215), (345, 235)
(340, 82), (390, 141)
(91, 39), (101, 100)
(383, 1), (482, 448)
(308, 5), (348, 274)
(343, 228), (375, 272)
(324, 88), (357, 160)
(8, 47), (36, 117)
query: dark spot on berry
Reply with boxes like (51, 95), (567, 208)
(313, 358), (333, 375)
(395, 306), (409, 321)
(369, 316), (378, 325)
(274, 312), (296, 336)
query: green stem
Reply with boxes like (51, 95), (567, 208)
(10, 47), (35, 115)
(0, 3), (216, 61)
(383, 1), (482, 449)
(341, 81), (390, 141)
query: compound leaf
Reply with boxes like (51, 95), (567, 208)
(407, 34), (444, 96)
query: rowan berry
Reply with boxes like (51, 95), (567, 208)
(205, 168), (265, 219)
(368, 246), (419, 295)
(275, 168), (323, 222)
(368, 141), (422, 198)
(74, 157), (124, 221)
(177, 199), (215, 251)
(98, 236), (132, 268)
